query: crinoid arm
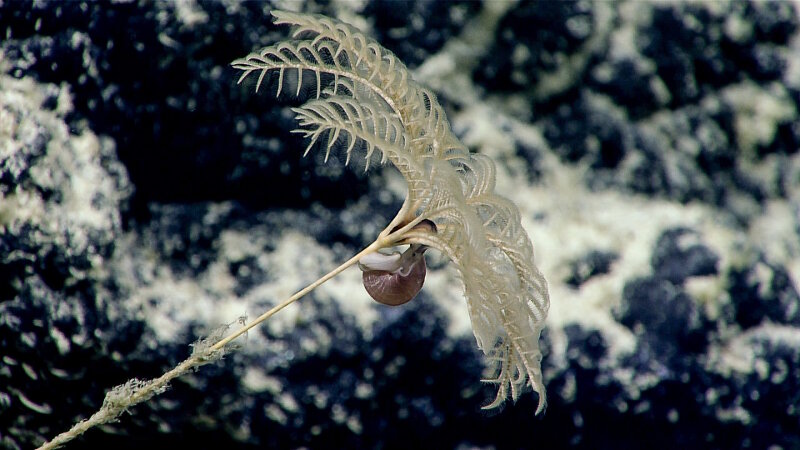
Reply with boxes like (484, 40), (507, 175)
(233, 10), (550, 413)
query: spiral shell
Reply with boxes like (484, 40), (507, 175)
(359, 244), (427, 306)
(358, 219), (437, 306)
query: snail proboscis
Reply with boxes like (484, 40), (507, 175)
(358, 219), (436, 306)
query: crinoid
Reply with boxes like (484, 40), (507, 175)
(38, 10), (550, 450)
(232, 10), (550, 412)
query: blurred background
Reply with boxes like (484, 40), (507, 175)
(1, 1), (799, 449)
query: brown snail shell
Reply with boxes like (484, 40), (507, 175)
(359, 219), (437, 306)
(359, 244), (428, 306)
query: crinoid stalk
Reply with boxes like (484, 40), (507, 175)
(37, 10), (550, 450)
(232, 10), (550, 412)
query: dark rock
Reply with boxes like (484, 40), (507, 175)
(476, 0), (597, 95)
(565, 250), (618, 287)
(363, 0), (482, 69)
(542, 92), (630, 170)
(651, 228), (719, 284)
(0, 1), (369, 220)
(618, 277), (706, 360)
(729, 259), (800, 328)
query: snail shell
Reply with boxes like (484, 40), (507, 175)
(358, 219), (436, 306)
(358, 219), (437, 306)
(359, 244), (428, 306)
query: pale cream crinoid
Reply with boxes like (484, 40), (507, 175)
(233, 11), (551, 412)
(36, 10), (552, 450)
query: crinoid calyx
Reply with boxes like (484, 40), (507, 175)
(233, 10), (551, 413)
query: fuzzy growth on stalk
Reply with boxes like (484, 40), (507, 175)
(37, 9), (551, 450)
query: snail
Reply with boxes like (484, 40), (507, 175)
(358, 219), (436, 306)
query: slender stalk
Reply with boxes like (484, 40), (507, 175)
(209, 238), (386, 351)
(36, 236), (394, 450)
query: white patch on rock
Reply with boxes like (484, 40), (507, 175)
(722, 81), (796, 157)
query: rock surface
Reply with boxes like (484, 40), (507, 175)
(1, 1), (799, 449)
